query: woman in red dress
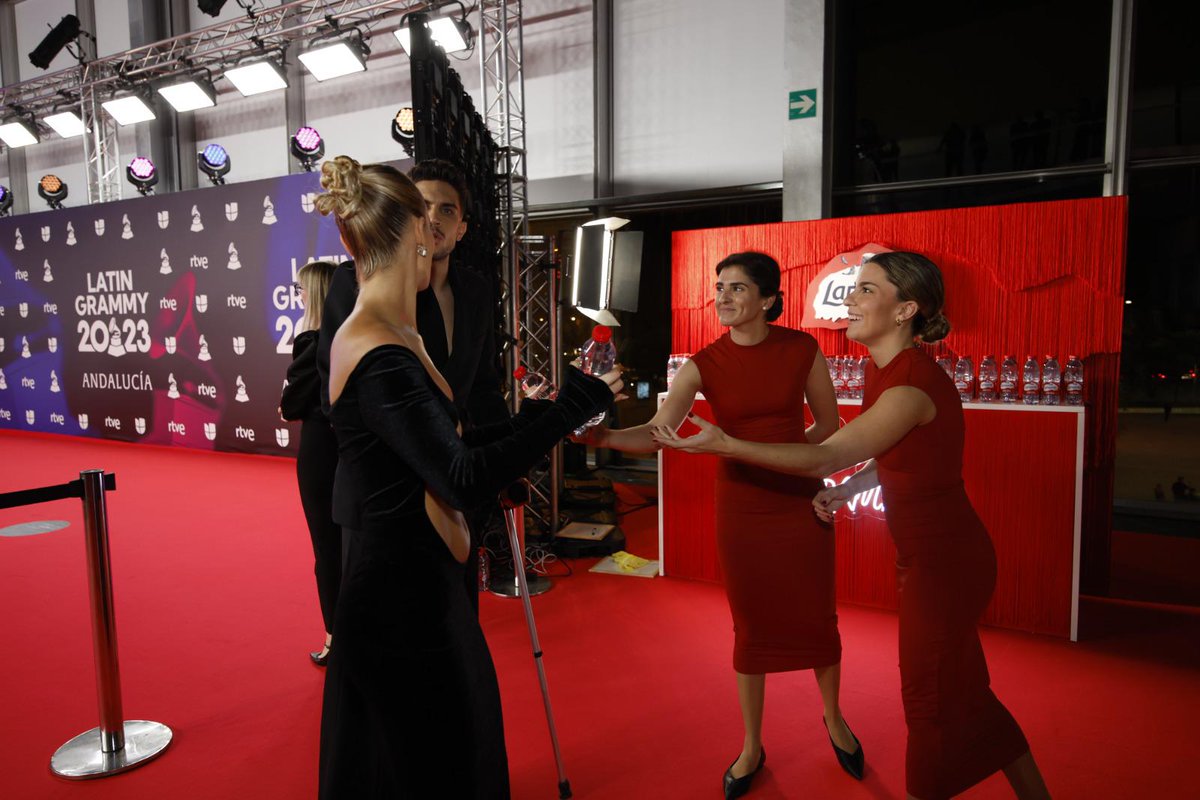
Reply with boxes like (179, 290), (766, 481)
(587, 252), (864, 798)
(654, 252), (1050, 800)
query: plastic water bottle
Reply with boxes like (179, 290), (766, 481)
(845, 356), (862, 400)
(1064, 355), (1084, 405)
(1041, 355), (1061, 405)
(854, 356), (868, 399)
(936, 355), (955, 381)
(954, 355), (974, 403)
(1022, 356), (1040, 405)
(999, 355), (1018, 403)
(575, 324), (616, 432)
(513, 366), (556, 400)
(977, 355), (998, 403)
(831, 356), (846, 399)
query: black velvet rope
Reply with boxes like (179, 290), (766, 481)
(0, 473), (116, 510)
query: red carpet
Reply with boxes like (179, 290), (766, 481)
(2, 430), (1198, 799)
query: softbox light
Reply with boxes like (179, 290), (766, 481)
(571, 217), (643, 326)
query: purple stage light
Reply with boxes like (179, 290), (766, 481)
(290, 126), (325, 172)
(293, 126), (322, 154)
(129, 157), (156, 180)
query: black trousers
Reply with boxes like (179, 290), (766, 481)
(297, 412), (342, 633)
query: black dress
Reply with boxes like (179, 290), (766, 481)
(280, 330), (341, 634)
(318, 345), (611, 799)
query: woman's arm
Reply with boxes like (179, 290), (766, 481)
(805, 350), (839, 445)
(359, 353), (617, 510)
(581, 359), (703, 454)
(654, 384), (934, 477)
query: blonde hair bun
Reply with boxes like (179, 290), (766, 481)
(316, 155), (364, 219)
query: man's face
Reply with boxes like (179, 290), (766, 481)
(416, 179), (467, 263)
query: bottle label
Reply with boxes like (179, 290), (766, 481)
(1023, 382), (1039, 393)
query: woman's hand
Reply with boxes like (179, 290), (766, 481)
(651, 414), (729, 455)
(596, 367), (625, 398)
(812, 484), (850, 523)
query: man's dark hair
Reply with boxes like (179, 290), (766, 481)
(408, 158), (472, 218)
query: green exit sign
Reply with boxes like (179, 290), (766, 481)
(789, 89), (817, 119)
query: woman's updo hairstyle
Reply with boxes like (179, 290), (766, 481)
(314, 155), (427, 280)
(864, 251), (951, 343)
(715, 251), (785, 322)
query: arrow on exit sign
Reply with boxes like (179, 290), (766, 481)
(789, 89), (817, 119)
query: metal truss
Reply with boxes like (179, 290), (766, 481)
(1, 0), (426, 200)
(478, 2), (563, 534)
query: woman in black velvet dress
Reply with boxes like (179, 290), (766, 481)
(280, 259), (340, 666)
(315, 155), (621, 800)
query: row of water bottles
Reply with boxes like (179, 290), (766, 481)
(828, 355), (869, 400)
(514, 324), (616, 434)
(940, 354), (1084, 405)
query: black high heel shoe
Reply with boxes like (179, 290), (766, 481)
(309, 646), (330, 667)
(722, 747), (765, 800)
(824, 717), (864, 780)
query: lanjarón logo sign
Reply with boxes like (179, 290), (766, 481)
(801, 243), (892, 329)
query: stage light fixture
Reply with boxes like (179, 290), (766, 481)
(38, 175), (68, 210)
(157, 76), (216, 112)
(102, 94), (156, 125)
(224, 59), (288, 97)
(43, 110), (86, 138)
(571, 217), (643, 326)
(198, 143), (231, 185)
(0, 185), (13, 217)
(198, 0), (229, 16)
(127, 156), (158, 196)
(391, 106), (415, 156)
(0, 120), (39, 148)
(396, 15), (473, 55)
(290, 126), (324, 172)
(28, 14), (82, 70)
(298, 35), (369, 81)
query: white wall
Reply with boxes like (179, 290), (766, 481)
(612, 0), (785, 194)
(4, 0), (789, 212)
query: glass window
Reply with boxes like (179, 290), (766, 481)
(1129, 3), (1200, 159)
(833, 0), (1112, 187)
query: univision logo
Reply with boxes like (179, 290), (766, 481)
(40, 225), (50, 242)
(78, 413), (89, 430)
(135, 417), (147, 435)
(204, 422), (217, 441)
(275, 428), (290, 447)
(232, 336), (246, 355)
(157, 210), (170, 229)
(48, 337), (57, 353)
(94, 219), (105, 236)
(196, 294), (208, 313)
(18, 302), (28, 318)
(225, 202), (238, 221)
(300, 192), (317, 213)
(165, 336), (177, 354)
(26, 409), (35, 425)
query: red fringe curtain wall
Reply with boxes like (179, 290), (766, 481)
(669, 197), (1126, 598)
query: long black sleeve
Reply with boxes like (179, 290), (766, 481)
(356, 350), (608, 510)
(461, 399), (552, 447)
(280, 330), (320, 421)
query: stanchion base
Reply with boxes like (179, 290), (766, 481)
(51, 720), (172, 779)
(488, 572), (552, 598)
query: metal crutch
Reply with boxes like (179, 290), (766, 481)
(497, 480), (572, 799)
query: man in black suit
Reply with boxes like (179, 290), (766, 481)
(317, 158), (507, 613)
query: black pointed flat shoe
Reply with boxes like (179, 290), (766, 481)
(824, 717), (864, 780)
(309, 647), (330, 667)
(722, 747), (765, 800)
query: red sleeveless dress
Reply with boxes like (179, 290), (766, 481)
(864, 347), (1029, 799)
(691, 326), (841, 673)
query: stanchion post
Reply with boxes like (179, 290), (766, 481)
(50, 469), (172, 779)
(80, 468), (125, 752)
